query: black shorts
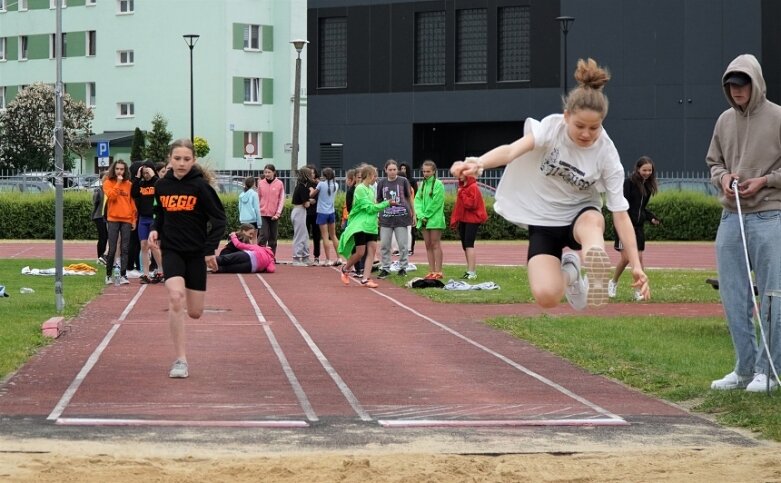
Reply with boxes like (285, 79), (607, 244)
(162, 250), (207, 291)
(352, 231), (378, 247)
(458, 222), (480, 250)
(527, 207), (598, 261)
(614, 225), (645, 251)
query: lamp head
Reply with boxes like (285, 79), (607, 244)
(290, 39), (309, 53)
(555, 16), (575, 33)
(183, 34), (200, 47)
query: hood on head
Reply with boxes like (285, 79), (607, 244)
(722, 54), (766, 114)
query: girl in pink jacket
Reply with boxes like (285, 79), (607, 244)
(216, 225), (276, 273)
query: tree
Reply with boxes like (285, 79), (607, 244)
(0, 83), (93, 171)
(193, 136), (210, 159)
(130, 127), (146, 161)
(145, 114), (173, 163)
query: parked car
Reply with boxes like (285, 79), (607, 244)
(216, 176), (245, 194)
(0, 179), (56, 193)
(441, 179), (496, 199)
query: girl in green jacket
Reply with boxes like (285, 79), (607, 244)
(414, 160), (446, 279)
(338, 165), (393, 288)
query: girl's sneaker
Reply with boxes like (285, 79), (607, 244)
(424, 272), (436, 279)
(583, 247), (611, 308)
(634, 289), (644, 301)
(608, 279), (617, 298)
(561, 252), (587, 311)
(361, 279), (378, 288)
(340, 268), (350, 285)
(462, 271), (477, 280)
(139, 275), (152, 284)
(432, 272), (444, 280)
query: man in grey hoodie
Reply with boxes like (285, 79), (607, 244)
(707, 54), (781, 393)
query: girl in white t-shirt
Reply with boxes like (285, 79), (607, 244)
(451, 58), (650, 310)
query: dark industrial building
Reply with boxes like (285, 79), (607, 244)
(306, 0), (781, 176)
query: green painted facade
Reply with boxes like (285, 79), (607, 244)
(0, 0), (307, 173)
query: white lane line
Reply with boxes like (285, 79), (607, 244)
(371, 290), (625, 423)
(47, 285), (148, 421)
(378, 418), (628, 428)
(238, 274), (318, 422)
(56, 418), (308, 428)
(256, 274), (373, 422)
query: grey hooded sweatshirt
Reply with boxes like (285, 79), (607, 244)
(706, 53), (781, 213)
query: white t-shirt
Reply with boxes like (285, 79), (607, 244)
(493, 114), (628, 227)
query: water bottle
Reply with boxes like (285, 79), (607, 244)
(113, 265), (120, 286)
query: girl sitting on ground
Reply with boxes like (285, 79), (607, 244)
(215, 224), (276, 274)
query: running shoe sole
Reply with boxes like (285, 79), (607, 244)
(583, 247), (611, 307)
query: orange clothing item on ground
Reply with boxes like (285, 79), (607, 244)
(103, 178), (137, 224)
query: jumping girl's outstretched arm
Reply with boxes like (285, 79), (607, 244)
(451, 133), (536, 178)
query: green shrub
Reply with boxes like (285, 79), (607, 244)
(0, 190), (722, 241)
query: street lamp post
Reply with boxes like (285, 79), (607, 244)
(290, 39), (308, 185)
(183, 34), (200, 141)
(555, 16), (575, 96)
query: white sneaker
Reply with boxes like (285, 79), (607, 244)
(105, 276), (112, 285)
(583, 247), (611, 307)
(169, 359), (189, 378)
(746, 373), (779, 392)
(711, 371), (752, 390)
(634, 289), (644, 301)
(126, 269), (142, 279)
(562, 252), (587, 311)
(119, 276), (130, 285)
(608, 279), (617, 298)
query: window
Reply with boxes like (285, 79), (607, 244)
(50, 33), (67, 58)
(0, 87), (5, 110)
(87, 30), (96, 56)
(498, 6), (531, 82)
(117, 102), (134, 117)
(414, 11), (446, 85)
(0, 38), (5, 61)
(117, 50), (134, 65)
(243, 24), (260, 50)
(0, 0), (5, 12)
(86, 0), (95, 5)
(244, 78), (260, 103)
(50, 0), (67, 8)
(117, 0), (133, 13)
(244, 132), (260, 156)
(19, 0), (28, 11)
(318, 17), (347, 88)
(87, 82), (96, 107)
(456, 9), (487, 83)
(19, 36), (28, 61)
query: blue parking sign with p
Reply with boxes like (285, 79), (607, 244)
(97, 141), (110, 157)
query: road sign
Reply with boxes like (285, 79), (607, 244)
(97, 141), (110, 158)
(245, 143), (256, 156)
(98, 157), (110, 167)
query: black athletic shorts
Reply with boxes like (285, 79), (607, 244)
(163, 250), (208, 291)
(527, 207), (599, 261)
(614, 225), (645, 252)
(352, 231), (378, 247)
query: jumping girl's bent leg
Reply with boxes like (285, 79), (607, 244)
(528, 254), (566, 308)
(572, 209), (610, 307)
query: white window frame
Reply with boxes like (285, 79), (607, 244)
(243, 24), (261, 51)
(117, 0), (133, 14)
(50, 0), (67, 8)
(117, 49), (134, 66)
(0, 38), (6, 61)
(117, 102), (134, 118)
(0, 0), (6, 12)
(86, 0), (95, 5)
(87, 82), (96, 108)
(19, 35), (28, 61)
(0, 87), (6, 110)
(244, 78), (261, 104)
(19, 0), (28, 11)
(86, 30), (96, 56)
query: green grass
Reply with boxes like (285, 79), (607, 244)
(393, 265), (720, 304)
(487, 314), (781, 441)
(0, 258), (105, 379)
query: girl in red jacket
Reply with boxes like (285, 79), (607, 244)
(450, 174), (488, 279)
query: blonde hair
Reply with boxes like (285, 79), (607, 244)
(563, 58), (611, 117)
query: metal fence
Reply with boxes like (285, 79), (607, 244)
(0, 167), (718, 195)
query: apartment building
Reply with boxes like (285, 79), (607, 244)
(0, 0), (307, 172)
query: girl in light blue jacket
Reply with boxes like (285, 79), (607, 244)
(238, 176), (261, 233)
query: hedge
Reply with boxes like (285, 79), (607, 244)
(0, 190), (721, 241)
